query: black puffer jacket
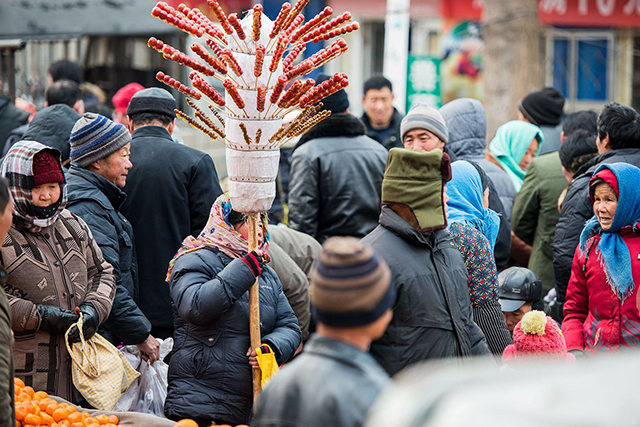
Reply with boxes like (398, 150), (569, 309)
(0, 96), (29, 150)
(66, 164), (151, 345)
(554, 148), (640, 312)
(166, 248), (301, 425)
(289, 113), (388, 243)
(22, 104), (80, 165)
(361, 108), (404, 150)
(362, 206), (490, 375)
(121, 125), (223, 338)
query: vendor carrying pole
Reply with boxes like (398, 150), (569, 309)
(247, 214), (262, 400)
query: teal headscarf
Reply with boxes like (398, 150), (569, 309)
(447, 161), (500, 249)
(489, 120), (544, 192)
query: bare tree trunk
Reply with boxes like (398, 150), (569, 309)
(483, 0), (542, 139)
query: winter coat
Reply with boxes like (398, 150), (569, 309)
(66, 164), (151, 345)
(21, 105), (81, 165)
(289, 113), (388, 243)
(563, 224), (640, 353)
(438, 98), (512, 269)
(252, 335), (390, 427)
(2, 209), (115, 401)
(0, 268), (14, 427)
(166, 247), (301, 425)
(268, 224), (320, 341)
(553, 149), (640, 311)
(0, 96), (29, 151)
(361, 108), (404, 150)
(512, 152), (566, 294)
(362, 206), (490, 376)
(538, 126), (562, 155)
(121, 125), (223, 338)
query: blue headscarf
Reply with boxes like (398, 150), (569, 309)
(447, 160), (501, 249)
(579, 163), (640, 302)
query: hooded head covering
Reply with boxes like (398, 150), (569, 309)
(0, 141), (67, 233)
(439, 98), (487, 159)
(579, 163), (640, 302)
(381, 148), (452, 232)
(488, 120), (544, 191)
(167, 193), (270, 281)
(447, 161), (501, 248)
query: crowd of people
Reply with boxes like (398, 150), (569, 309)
(0, 59), (640, 427)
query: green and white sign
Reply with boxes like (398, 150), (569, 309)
(406, 55), (442, 111)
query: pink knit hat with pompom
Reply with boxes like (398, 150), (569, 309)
(502, 310), (575, 362)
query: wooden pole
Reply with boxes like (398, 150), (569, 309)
(247, 214), (262, 401)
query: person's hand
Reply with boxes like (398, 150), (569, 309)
(67, 303), (100, 343)
(241, 250), (266, 277)
(37, 305), (79, 335)
(137, 334), (161, 364)
(247, 347), (260, 370)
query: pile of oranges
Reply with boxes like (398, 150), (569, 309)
(173, 419), (249, 427)
(14, 378), (124, 427)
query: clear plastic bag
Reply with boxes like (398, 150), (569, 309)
(115, 338), (173, 417)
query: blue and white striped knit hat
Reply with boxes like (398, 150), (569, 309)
(69, 113), (131, 167)
(400, 103), (449, 143)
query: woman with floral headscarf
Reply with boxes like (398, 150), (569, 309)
(447, 160), (512, 355)
(563, 163), (640, 355)
(0, 141), (115, 401)
(487, 120), (544, 192)
(165, 193), (301, 426)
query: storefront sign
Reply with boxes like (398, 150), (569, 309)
(406, 55), (442, 110)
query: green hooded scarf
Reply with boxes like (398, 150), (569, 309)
(488, 120), (544, 192)
(381, 148), (452, 232)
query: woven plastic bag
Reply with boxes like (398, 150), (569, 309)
(65, 313), (140, 410)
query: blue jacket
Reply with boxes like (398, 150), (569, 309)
(253, 335), (390, 427)
(166, 248), (301, 425)
(66, 164), (151, 345)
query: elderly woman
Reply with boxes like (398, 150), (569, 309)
(165, 193), (301, 426)
(563, 163), (640, 355)
(1, 141), (115, 401)
(447, 161), (512, 355)
(487, 120), (544, 192)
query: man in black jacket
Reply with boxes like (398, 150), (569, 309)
(360, 75), (404, 150)
(362, 148), (489, 375)
(0, 79), (29, 150)
(65, 112), (159, 361)
(121, 88), (222, 339)
(288, 74), (388, 243)
(553, 103), (640, 320)
(0, 178), (15, 426)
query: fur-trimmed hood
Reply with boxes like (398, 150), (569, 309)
(293, 113), (367, 152)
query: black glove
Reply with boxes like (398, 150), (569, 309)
(67, 303), (100, 343)
(241, 250), (265, 277)
(37, 305), (79, 335)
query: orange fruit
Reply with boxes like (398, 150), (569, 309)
(81, 412), (90, 419)
(67, 412), (84, 424)
(70, 423), (85, 427)
(14, 377), (25, 388)
(24, 413), (41, 425)
(59, 421), (71, 427)
(15, 385), (23, 396)
(22, 386), (35, 398)
(94, 414), (109, 424)
(15, 404), (27, 421)
(52, 407), (70, 422)
(104, 424), (118, 427)
(174, 420), (199, 427)
(86, 424), (100, 427)
(34, 391), (48, 400)
(40, 412), (55, 425)
(83, 417), (97, 425)
(52, 423), (61, 427)
(46, 402), (59, 415)
(107, 415), (118, 424)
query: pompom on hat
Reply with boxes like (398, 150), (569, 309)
(502, 311), (575, 362)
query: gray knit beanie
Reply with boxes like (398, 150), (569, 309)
(400, 103), (449, 143)
(69, 113), (131, 167)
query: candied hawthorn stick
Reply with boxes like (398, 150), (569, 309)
(152, 3), (205, 38)
(240, 123), (252, 144)
(283, 14), (305, 38)
(282, 44), (305, 71)
(223, 79), (246, 110)
(190, 72), (225, 106)
(221, 49), (244, 77)
(206, 0), (233, 34)
(283, 0), (311, 33)
(254, 44), (266, 78)
(252, 4), (263, 42)
(255, 128), (262, 145)
(175, 109), (219, 140)
(228, 13), (246, 40)
(156, 71), (201, 100)
(270, 3), (292, 39)
(207, 104), (226, 128)
(277, 80), (303, 109)
(283, 58), (313, 81)
(290, 6), (333, 44)
(191, 43), (228, 75)
(270, 75), (288, 105)
(296, 12), (352, 46)
(257, 84), (267, 113)
(310, 22), (360, 44)
(299, 73), (348, 107)
(269, 37), (288, 73)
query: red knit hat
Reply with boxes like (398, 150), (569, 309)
(502, 311), (575, 362)
(32, 151), (64, 187)
(112, 83), (145, 115)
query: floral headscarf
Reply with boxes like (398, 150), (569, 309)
(166, 193), (270, 282)
(0, 141), (67, 233)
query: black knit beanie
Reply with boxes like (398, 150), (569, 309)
(519, 87), (565, 127)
